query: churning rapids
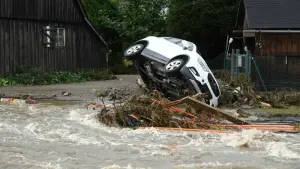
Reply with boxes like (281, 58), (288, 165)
(1, 101), (300, 169)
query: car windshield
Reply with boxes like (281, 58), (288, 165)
(163, 37), (194, 51)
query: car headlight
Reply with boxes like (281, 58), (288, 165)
(197, 58), (209, 72)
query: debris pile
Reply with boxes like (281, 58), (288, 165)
(0, 97), (36, 104)
(86, 92), (226, 129)
(214, 70), (300, 108)
(90, 87), (133, 102)
(87, 86), (252, 130)
(219, 85), (271, 108)
(218, 83), (300, 109)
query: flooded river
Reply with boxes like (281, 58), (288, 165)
(1, 101), (300, 169)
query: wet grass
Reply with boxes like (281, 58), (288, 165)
(251, 107), (300, 115)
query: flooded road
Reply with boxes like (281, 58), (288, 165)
(1, 101), (300, 169)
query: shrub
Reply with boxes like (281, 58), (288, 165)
(0, 68), (117, 86)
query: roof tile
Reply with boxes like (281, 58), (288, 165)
(244, 0), (300, 29)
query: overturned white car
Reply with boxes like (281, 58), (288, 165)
(124, 36), (221, 107)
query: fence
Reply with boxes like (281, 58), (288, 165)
(224, 49), (252, 77)
(205, 52), (225, 70)
(224, 49), (300, 91)
(224, 49), (268, 91)
(252, 55), (300, 91)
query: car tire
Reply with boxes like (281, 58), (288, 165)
(124, 43), (145, 60)
(164, 58), (186, 76)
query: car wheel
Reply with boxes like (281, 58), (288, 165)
(124, 43), (145, 60)
(164, 58), (186, 76)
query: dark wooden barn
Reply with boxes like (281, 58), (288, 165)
(231, 0), (300, 90)
(0, 0), (108, 76)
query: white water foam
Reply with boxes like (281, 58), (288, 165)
(5, 154), (62, 169)
(100, 164), (152, 169)
(220, 129), (300, 160)
(266, 141), (300, 159)
(68, 109), (105, 129)
(173, 162), (255, 168)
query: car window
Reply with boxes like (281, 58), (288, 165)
(164, 37), (193, 51)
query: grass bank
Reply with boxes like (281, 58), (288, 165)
(251, 107), (300, 115)
(0, 68), (117, 86)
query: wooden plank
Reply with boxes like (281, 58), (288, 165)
(24, 21), (28, 71)
(9, 20), (13, 72)
(35, 22), (39, 67)
(16, 19), (21, 71)
(12, 20), (16, 72)
(73, 26), (78, 70)
(0, 19), (4, 76)
(181, 96), (249, 125)
(29, 21), (33, 69)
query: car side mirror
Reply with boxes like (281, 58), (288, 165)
(181, 40), (190, 49)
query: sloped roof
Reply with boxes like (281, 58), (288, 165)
(243, 0), (300, 29)
(76, 0), (108, 47)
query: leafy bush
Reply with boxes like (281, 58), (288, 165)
(108, 56), (138, 74)
(110, 63), (138, 75)
(0, 68), (117, 86)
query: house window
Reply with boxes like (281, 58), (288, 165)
(55, 28), (65, 47)
(43, 25), (65, 48)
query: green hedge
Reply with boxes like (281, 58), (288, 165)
(0, 68), (117, 86)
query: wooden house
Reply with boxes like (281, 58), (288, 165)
(231, 0), (300, 90)
(0, 0), (108, 76)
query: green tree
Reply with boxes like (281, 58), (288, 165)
(98, 0), (170, 47)
(81, 0), (169, 67)
(166, 0), (238, 59)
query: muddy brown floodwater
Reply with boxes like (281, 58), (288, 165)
(1, 100), (300, 169)
(1, 75), (300, 169)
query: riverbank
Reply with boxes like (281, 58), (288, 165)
(0, 75), (141, 102)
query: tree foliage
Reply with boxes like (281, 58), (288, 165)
(81, 0), (169, 67)
(98, 0), (169, 46)
(166, 0), (238, 59)
(80, 0), (118, 42)
(81, 0), (239, 61)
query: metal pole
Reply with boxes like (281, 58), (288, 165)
(245, 50), (249, 78)
(252, 56), (268, 92)
(231, 49), (235, 78)
(224, 35), (229, 69)
(236, 49), (240, 77)
(248, 53), (252, 74)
